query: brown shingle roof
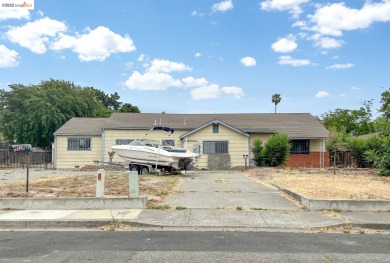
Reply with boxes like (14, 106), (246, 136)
(108, 113), (329, 138)
(54, 113), (329, 138)
(54, 118), (109, 135)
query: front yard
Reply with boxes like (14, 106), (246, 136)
(246, 167), (390, 200)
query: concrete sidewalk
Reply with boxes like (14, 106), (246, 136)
(1, 209), (389, 231)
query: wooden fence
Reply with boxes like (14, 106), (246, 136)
(0, 149), (53, 169)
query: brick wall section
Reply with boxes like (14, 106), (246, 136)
(286, 152), (330, 168)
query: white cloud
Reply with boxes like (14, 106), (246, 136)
(124, 71), (182, 91)
(326, 63), (354, 70)
(0, 9), (30, 21)
(138, 53), (145, 62)
(240, 56), (256, 67)
(316, 37), (342, 49)
(37, 10), (44, 16)
(6, 17), (67, 54)
(271, 36), (298, 53)
(191, 10), (205, 17)
(311, 34), (343, 49)
(308, 1), (390, 36)
(221, 86), (244, 98)
(191, 84), (221, 100)
(148, 59), (191, 73)
(352, 86), (362, 90)
(340, 93), (347, 97)
(195, 52), (202, 58)
(50, 26), (135, 61)
(260, 0), (309, 17)
(0, 45), (19, 68)
(212, 0), (233, 13)
(315, 91), (330, 98)
(182, 76), (209, 88)
(278, 56), (311, 66)
(190, 84), (244, 100)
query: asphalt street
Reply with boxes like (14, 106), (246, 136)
(0, 231), (389, 263)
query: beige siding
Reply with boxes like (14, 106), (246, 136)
(310, 139), (326, 152)
(185, 124), (249, 169)
(55, 135), (101, 169)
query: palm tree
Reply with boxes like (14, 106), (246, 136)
(272, 94), (281, 113)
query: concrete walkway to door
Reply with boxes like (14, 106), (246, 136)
(164, 171), (299, 210)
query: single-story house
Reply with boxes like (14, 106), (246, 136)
(53, 113), (330, 170)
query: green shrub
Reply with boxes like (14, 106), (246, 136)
(251, 134), (291, 167)
(348, 137), (369, 168)
(262, 133), (291, 167)
(365, 137), (390, 176)
(251, 138), (265, 167)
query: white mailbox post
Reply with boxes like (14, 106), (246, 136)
(96, 169), (105, 198)
(129, 171), (139, 198)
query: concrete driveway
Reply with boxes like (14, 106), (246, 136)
(164, 171), (299, 210)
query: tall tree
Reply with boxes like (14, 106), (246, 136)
(118, 103), (140, 113)
(0, 79), (139, 148)
(320, 100), (374, 135)
(379, 87), (390, 120)
(271, 94), (281, 113)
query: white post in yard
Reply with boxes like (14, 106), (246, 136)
(96, 169), (105, 198)
(129, 171), (139, 198)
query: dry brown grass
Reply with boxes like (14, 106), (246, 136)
(246, 167), (390, 200)
(0, 173), (181, 206)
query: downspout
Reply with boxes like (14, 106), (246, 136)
(101, 128), (105, 163)
(320, 138), (324, 168)
(248, 135), (251, 163)
(53, 135), (57, 169)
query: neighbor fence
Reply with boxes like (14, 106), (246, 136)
(0, 147), (53, 170)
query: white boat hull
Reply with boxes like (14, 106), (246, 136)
(111, 145), (198, 169)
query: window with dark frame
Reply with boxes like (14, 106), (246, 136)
(115, 139), (135, 145)
(162, 139), (175, 146)
(67, 138), (91, 151)
(203, 140), (228, 154)
(290, 139), (310, 154)
(213, 123), (219, 133)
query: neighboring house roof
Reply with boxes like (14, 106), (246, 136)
(54, 118), (109, 136)
(358, 133), (379, 139)
(54, 113), (329, 138)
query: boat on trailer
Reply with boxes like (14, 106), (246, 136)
(110, 126), (199, 173)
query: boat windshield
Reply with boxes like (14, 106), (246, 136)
(129, 139), (160, 147)
(129, 139), (145, 146)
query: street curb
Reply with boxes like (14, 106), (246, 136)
(1, 219), (389, 231)
(271, 183), (390, 212)
(0, 219), (156, 229)
(0, 197), (148, 210)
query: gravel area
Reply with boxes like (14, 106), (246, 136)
(0, 169), (96, 186)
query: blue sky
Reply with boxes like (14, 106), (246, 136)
(1, 0), (389, 117)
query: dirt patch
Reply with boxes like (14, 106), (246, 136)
(0, 172), (181, 207)
(245, 168), (390, 200)
(308, 222), (386, 234)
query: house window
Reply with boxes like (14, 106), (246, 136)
(213, 123), (219, 133)
(115, 139), (135, 145)
(203, 141), (228, 154)
(68, 138), (91, 151)
(290, 139), (310, 154)
(162, 139), (175, 146)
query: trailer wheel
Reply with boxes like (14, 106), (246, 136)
(129, 165), (138, 172)
(141, 166), (149, 175)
